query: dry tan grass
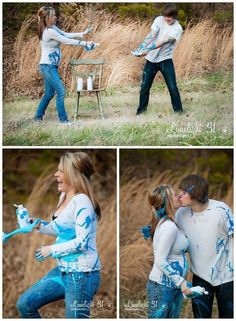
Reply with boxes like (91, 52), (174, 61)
(120, 167), (233, 317)
(4, 6), (233, 98)
(120, 239), (152, 292)
(3, 152), (116, 318)
(175, 20), (233, 76)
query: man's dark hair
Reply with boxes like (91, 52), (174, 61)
(162, 4), (178, 18)
(179, 175), (209, 204)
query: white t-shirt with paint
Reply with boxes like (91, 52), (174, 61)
(39, 193), (101, 273)
(175, 199), (234, 286)
(149, 219), (189, 289)
(146, 16), (182, 64)
(39, 25), (85, 66)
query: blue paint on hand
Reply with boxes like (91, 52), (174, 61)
(3, 218), (41, 243)
(183, 282), (208, 299)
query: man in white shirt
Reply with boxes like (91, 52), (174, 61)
(175, 175), (233, 318)
(135, 4), (183, 115)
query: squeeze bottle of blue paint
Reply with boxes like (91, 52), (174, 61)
(183, 282), (209, 299)
(14, 204), (30, 228)
(2, 232), (7, 243)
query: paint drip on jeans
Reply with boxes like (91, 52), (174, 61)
(183, 281), (209, 299)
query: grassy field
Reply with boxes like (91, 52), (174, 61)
(119, 159), (232, 318)
(3, 71), (233, 146)
(3, 150), (117, 318)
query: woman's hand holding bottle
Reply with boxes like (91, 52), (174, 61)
(180, 280), (192, 296)
(28, 217), (41, 230)
(83, 27), (93, 36)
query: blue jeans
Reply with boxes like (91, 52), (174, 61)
(147, 280), (183, 318)
(16, 267), (100, 318)
(35, 64), (68, 122)
(137, 59), (183, 114)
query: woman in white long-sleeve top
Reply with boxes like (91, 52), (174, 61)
(16, 152), (101, 318)
(34, 6), (97, 124)
(141, 185), (191, 318)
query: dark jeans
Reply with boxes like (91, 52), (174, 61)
(147, 280), (183, 318)
(16, 267), (100, 318)
(137, 59), (183, 114)
(35, 64), (68, 122)
(192, 274), (233, 319)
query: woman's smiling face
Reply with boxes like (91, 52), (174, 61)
(54, 160), (71, 193)
(47, 10), (57, 26)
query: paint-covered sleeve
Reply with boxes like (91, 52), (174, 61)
(220, 204), (234, 236)
(47, 28), (87, 46)
(50, 199), (94, 258)
(38, 220), (57, 235)
(52, 25), (85, 38)
(154, 222), (185, 287)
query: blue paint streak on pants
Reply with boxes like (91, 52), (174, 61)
(137, 59), (183, 114)
(35, 64), (68, 122)
(16, 267), (100, 318)
(192, 274), (233, 318)
(147, 280), (183, 318)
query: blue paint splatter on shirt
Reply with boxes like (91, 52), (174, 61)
(78, 216), (92, 229)
(216, 206), (234, 235)
(225, 208), (234, 235)
(48, 50), (61, 65)
(161, 261), (183, 288)
(227, 262), (233, 272)
(216, 237), (225, 254)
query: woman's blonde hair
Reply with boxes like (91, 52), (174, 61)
(148, 185), (175, 239)
(60, 152), (101, 220)
(37, 6), (55, 40)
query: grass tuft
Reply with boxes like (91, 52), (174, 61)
(3, 72), (233, 146)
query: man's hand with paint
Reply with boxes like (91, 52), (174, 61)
(131, 29), (158, 57)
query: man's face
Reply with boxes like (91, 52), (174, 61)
(178, 190), (194, 207)
(164, 16), (175, 25)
